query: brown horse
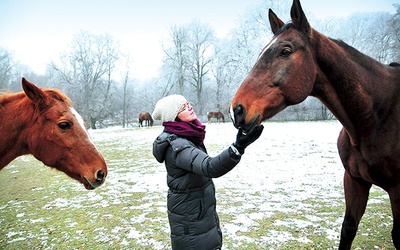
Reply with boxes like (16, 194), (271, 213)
(0, 78), (107, 190)
(230, 0), (400, 248)
(207, 111), (225, 124)
(138, 112), (153, 127)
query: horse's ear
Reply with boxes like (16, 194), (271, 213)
(290, 0), (311, 35)
(22, 78), (48, 106)
(269, 9), (285, 35)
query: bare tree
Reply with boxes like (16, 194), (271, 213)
(50, 31), (121, 128)
(160, 20), (215, 115)
(121, 58), (131, 128)
(0, 48), (14, 90)
(388, 4), (400, 62)
(185, 20), (215, 115)
(210, 39), (241, 114)
(335, 13), (392, 63)
(162, 25), (189, 94)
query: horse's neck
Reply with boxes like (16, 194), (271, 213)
(312, 32), (395, 145)
(0, 94), (33, 168)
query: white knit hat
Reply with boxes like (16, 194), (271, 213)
(152, 94), (188, 122)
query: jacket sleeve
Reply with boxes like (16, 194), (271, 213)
(172, 138), (241, 178)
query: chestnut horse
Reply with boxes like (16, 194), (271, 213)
(0, 78), (107, 190)
(230, 0), (400, 248)
(138, 112), (153, 127)
(207, 111), (225, 124)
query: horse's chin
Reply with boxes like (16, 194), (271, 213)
(82, 177), (99, 190)
(240, 114), (261, 133)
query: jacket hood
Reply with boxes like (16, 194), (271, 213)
(153, 132), (175, 163)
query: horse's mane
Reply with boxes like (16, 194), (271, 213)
(327, 38), (387, 70)
(0, 92), (25, 106)
(332, 39), (359, 53)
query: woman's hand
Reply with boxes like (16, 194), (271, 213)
(233, 125), (264, 154)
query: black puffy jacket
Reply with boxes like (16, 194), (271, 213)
(153, 132), (241, 250)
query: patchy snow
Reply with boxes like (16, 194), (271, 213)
(90, 120), (348, 248)
(1, 120), (392, 249)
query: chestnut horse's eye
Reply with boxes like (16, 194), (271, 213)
(280, 48), (292, 57)
(58, 122), (71, 130)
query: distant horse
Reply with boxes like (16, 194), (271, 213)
(230, 0), (400, 249)
(139, 112), (153, 127)
(207, 111), (225, 124)
(0, 78), (107, 190)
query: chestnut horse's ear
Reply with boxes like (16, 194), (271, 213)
(22, 77), (48, 106)
(290, 0), (311, 35)
(268, 9), (285, 35)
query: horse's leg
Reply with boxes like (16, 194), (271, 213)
(388, 187), (400, 248)
(339, 172), (371, 250)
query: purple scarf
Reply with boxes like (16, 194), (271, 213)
(163, 119), (206, 146)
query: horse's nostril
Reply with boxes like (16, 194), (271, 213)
(235, 104), (243, 114)
(233, 104), (246, 126)
(96, 170), (105, 182)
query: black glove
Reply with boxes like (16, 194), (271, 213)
(233, 125), (264, 154)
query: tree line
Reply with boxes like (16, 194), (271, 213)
(1, 1), (399, 128)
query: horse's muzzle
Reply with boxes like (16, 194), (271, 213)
(83, 169), (106, 190)
(230, 104), (260, 132)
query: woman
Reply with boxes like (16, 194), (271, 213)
(152, 94), (263, 250)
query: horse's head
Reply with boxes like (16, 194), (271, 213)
(22, 78), (107, 190)
(230, 0), (317, 131)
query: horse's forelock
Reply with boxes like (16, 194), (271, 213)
(274, 22), (293, 36)
(46, 89), (71, 105)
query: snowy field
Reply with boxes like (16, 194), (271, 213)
(0, 120), (393, 249)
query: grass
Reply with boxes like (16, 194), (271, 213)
(0, 123), (396, 249)
(0, 157), (170, 249)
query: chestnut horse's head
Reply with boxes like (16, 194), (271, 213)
(231, 0), (317, 131)
(21, 78), (107, 190)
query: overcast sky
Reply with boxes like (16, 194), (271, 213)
(0, 0), (398, 80)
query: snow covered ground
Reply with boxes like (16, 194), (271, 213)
(1, 120), (392, 249)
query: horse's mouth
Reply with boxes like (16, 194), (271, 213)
(82, 177), (100, 190)
(237, 114), (261, 133)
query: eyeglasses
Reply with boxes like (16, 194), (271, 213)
(178, 102), (192, 114)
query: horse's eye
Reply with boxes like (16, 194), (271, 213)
(280, 48), (292, 57)
(58, 122), (71, 130)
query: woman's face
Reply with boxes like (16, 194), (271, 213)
(177, 102), (197, 122)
